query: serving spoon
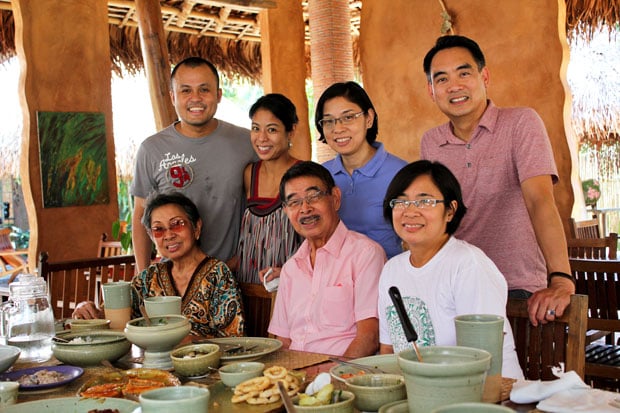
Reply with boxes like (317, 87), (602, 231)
(139, 304), (152, 326)
(278, 380), (297, 412)
(389, 286), (423, 362)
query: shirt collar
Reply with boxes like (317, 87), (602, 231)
(295, 220), (348, 263)
(332, 142), (386, 178)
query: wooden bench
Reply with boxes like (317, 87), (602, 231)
(568, 233), (618, 260)
(238, 282), (275, 338)
(570, 258), (620, 387)
(38, 252), (136, 319)
(507, 294), (587, 380)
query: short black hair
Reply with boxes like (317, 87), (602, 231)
(249, 93), (299, 132)
(170, 57), (220, 89)
(423, 35), (486, 83)
(314, 81), (378, 144)
(279, 161), (336, 202)
(142, 191), (202, 244)
(383, 160), (467, 235)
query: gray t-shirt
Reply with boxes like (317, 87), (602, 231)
(131, 120), (256, 261)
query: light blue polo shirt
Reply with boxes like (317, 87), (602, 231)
(323, 142), (407, 259)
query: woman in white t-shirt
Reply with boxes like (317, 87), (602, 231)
(377, 160), (523, 379)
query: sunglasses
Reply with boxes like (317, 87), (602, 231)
(149, 218), (188, 238)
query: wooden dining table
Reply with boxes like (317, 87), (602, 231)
(6, 337), (539, 413)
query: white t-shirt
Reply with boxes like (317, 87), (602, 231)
(378, 237), (524, 379)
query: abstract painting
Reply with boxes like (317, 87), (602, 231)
(37, 111), (110, 208)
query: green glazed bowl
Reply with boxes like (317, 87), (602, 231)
(345, 373), (406, 411)
(218, 361), (264, 387)
(52, 330), (130, 366)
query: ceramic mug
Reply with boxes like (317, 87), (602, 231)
(102, 281), (132, 330)
(454, 314), (505, 403)
(144, 296), (182, 317)
(0, 381), (19, 406)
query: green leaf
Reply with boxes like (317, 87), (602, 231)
(111, 220), (121, 240)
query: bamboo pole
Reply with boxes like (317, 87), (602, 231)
(135, 0), (177, 131)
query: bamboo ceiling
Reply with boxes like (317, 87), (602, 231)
(0, 0), (615, 81)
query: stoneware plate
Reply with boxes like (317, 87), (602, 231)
(0, 365), (84, 391)
(329, 354), (400, 382)
(205, 337), (282, 362)
(0, 396), (138, 412)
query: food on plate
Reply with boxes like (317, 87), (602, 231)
(79, 368), (180, 400)
(18, 369), (67, 385)
(297, 383), (337, 406)
(231, 365), (300, 405)
(339, 370), (366, 379)
(297, 373), (340, 406)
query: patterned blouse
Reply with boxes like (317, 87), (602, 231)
(236, 161), (302, 283)
(131, 256), (245, 337)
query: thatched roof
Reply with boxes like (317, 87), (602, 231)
(568, 27), (620, 176)
(0, 0), (615, 82)
(0, 0), (363, 82)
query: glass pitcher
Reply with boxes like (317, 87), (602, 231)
(0, 274), (55, 362)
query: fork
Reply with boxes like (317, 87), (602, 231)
(328, 357), (385, 374)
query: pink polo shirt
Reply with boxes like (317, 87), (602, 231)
(268, 221), (386, 355)
(421, 101), (558, 292)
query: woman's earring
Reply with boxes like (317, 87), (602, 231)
(288, 140), (293, 148)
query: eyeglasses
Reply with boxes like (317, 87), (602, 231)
(389, 199), (446, 210)
(318, 111), (365, 130)
(149, 218), (188, 238)
(283, 190), (328, 210)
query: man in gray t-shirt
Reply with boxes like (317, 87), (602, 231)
(131, 57), (256, 272)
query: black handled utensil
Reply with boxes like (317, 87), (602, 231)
(389, 286), (423, 362)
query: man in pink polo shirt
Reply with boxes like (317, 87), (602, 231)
(420, 35), (574, 326)
(268, 161), (386, 356)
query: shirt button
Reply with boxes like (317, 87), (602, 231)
(466, 162), (472, 168)
(466, 144), (471, 149)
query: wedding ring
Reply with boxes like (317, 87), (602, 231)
(547, 309), (556, 316)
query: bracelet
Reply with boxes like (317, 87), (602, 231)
(548, 271), (576, 287)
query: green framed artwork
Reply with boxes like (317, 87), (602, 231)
(37, 111), (110, 208)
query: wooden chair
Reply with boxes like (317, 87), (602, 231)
(98, 233), (124, 257)
(238, 282), (276, 338)
(0, 228), (28, 296)
(507, 294), (587, 380)
(567, 233), (618, 260)
(38, 251), (136, 319)
(570, 258), (620, 385)
(571, 217), (601, 239)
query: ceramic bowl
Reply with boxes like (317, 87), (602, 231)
(218, 361), (264, 387)
(171, 343), (221, 377)
(124, 315), (190, 352)
(0, 346), (20, 373)
(139, 386), (210, 413)
(292, 390), (355, 413)
(51, 330), (131, 366)
(431, 402), (516, 412)
(66, 319), (111, 332)
(344, 373), (406, 411)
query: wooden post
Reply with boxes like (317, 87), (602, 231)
(258, 3), (311, 161)
(135, 0), (177, 131)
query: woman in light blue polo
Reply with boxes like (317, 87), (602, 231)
(316, 82), (407, 258)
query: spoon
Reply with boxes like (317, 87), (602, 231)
(139, 304), (152, 326)
(388, 286), (423, 362)
(278, 380), (297, 412)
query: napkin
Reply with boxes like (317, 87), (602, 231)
(536, 388), (620, 412)
(510, 366), (589, 404)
